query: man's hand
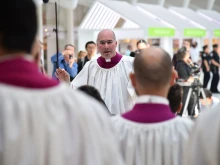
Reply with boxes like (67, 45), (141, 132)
(55, 68), (71, 84)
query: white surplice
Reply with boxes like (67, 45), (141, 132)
(183, 105), (220, 165)
(71, 56), (135, 115)
(0, 83), (123, 165)
(111, 96), (194, 165)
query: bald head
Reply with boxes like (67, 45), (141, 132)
(97, 29), (116, 42)
(96, 29), (117, 59)
(134, 47), (172, 89)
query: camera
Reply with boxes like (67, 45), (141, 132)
(69, 54), (73, 59)
(191, 64), (200, 76)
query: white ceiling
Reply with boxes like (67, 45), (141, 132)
(77, 0), (220, 12)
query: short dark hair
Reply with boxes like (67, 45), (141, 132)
(134, 47), (172, 88)
(200, 89), (212, 99)
(136, 39), (147, 47)
(213, 44), (218, 49)
(78, 85), (109, 114)
(0, 0), (37, 54)
(176, 47), (187, 61)
(203, 45), (208, 51)
(168, 84), (183, 113)
(85, 41), (96, 49)
(64, 44), (74, 50)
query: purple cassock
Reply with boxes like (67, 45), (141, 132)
(0, 56), (59, 88)
(122, 95), (175, 123)
(97, 52), (123, 69)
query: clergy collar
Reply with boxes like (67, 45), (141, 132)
(97, 52), (122, 69)
(135, 95), (169, 105)
(0, 56), (59, 88)
(122, 95), (175, 123)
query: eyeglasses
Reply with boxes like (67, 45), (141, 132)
(98, 40), (115, 45)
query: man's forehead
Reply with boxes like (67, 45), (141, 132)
(97, 31), (115, 41)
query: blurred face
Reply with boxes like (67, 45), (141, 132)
(183, 51), (190, 62)
(65, 45), (74, 52)
(86, 44), (96, 56)
(97, 30), (117, 59)
(205, 47), (209, 54)
(79, 52), (86, 59)
(182, 41), (190, 51)
(63, 50), (74, 61)
(137, 43), (147, 50)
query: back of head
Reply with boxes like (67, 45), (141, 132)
(200, 89), (212, 99)
(134, 47), (172, 89)
(176, 47), (187, 61)
(168, 84), (183, 113)
(78, 85), (109, 113)
(0, 0), (37, 54)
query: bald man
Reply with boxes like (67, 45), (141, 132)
(111, 47), (194, 165)
(56, 29), (135, 115)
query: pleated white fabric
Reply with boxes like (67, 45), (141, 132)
(183, 105), (220, 165)
(71, 56), (135, 115)
(111, 116), (194, 165)
(0, 83), (123, 165)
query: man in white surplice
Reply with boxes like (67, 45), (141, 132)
(56, 29), (135, 115)
(0, 1), (123, 165)
(183, 105), (220, 165)
(111, 47), (194, 165)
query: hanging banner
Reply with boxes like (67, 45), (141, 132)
(184, 28), (206, 37)
(148, 28), (175, 37)
(214, 30), (220, 37)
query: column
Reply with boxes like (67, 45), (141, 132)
(160, 37), (173, 58)
(66, 8), (74, 45)
(37, 4), (44, 62)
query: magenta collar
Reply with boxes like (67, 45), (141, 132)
(0, 56), (59, 88)
(122, 103), (175, 123)
(97, 52), (123, 69)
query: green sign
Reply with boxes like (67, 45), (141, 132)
(148, 28), (175, 37)
(184, 28), (206, 37)
(214, 30), (220, 37)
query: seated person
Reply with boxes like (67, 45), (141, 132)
(176, 47), (196, 116)
(168, 84), (183, 114)
(199, 89), (220, 112)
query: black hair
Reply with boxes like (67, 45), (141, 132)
(85, 41), (96, 49)
(203, 45), (208, 51)
(199, 89), (212, 99)
(0, 0), (37, 54)
(213, 44), (218, 49)
(64, 44), (74, 50)
(168, 84), (183, 113)
(78, 85), (110, 114)
(136, 40), (147, 47)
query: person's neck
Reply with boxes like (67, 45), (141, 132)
(136, 87), (168, 98)
(87, 54), (94, 60)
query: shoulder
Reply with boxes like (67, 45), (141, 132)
(202, 53), (207, 58)
(121, 55), (134, 63)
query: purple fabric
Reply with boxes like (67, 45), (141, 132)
(122, 103), (175, 123)
(0, 57), (59, 88)
(97, 52), (123, 69)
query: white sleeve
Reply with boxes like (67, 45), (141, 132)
(71, 61), (92, 89)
